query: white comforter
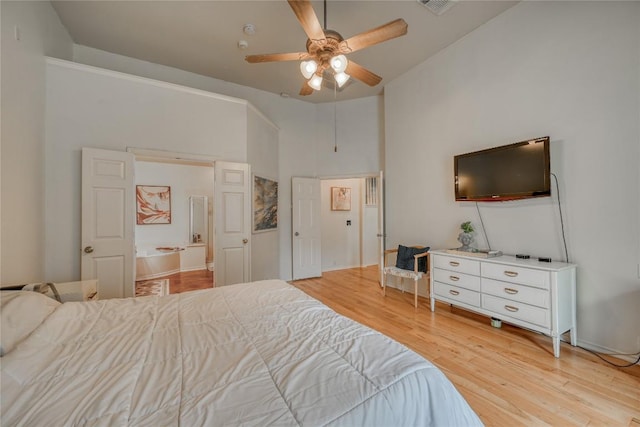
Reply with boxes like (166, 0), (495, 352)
(1, 280), (482, 426)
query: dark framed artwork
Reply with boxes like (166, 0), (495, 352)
(136, 185), (171, 224)
(253, 175), (278, 232)
(331, 187), (351, 211)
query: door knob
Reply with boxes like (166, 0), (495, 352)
(294, 232), (299, 236)
(84, 246), (94, 254)
(242, 238), (248, 244)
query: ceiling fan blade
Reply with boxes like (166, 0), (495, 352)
(339, 18), (408, 54)
(299, 81), (314, 96)
(345, 61), (382, 87)
(245, 52), (310, 63)
(287, 0), (326, 44)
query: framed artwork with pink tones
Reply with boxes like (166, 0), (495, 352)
(331, 187), (351, 211)
(136, 185), (171, 224)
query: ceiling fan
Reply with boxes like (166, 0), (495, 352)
(245, 0), (408, 96)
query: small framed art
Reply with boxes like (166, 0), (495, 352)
(331, 187), (351, 211)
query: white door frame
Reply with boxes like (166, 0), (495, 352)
(377, 170), (385, 286)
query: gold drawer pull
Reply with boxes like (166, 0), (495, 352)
(449, 275), (460, 281)
(504, 305), (519, 312)
(504, 270), (519, 277)
(504, 288), (518, 294)
(449, 290), (460, 296)
(449, 261), (460, 267)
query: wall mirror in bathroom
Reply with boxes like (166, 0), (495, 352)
(189, 195), (208, 247)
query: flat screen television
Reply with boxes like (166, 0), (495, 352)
(454, 136), (551, 201)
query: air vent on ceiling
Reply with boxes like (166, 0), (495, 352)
(416, 0), (456, 16)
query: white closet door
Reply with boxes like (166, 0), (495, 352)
(292, 177), (322, 280)
(214, 161), (250, 286)
(81, 148), (135, 299)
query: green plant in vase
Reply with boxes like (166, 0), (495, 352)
(458, 221), (475, 252)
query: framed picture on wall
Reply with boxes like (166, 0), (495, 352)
(253, 175), (278, 232)
(331, 187), (351, 211)
(136, 185), (171, 224)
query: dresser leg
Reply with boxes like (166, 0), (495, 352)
(553, 336), (560, 358)
(570, 327), (577, 346)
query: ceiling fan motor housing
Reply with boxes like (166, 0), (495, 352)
(306, 29), (344, 63)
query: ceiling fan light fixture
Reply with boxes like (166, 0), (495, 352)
(308, 74), (323, 91)
(334, 72), (350, 88)
(330, 55), (348, 73)
(300, 60), (318, 79)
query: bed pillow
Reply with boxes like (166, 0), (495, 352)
(395, 245), (430, 273)
(1, 291), (60, 356)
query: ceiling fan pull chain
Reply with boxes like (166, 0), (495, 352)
(334, 84), (338, 152)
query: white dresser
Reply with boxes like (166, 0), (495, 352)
(54, 279), (98, 302)
(429, 249), (577, 357)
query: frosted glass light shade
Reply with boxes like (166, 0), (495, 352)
(300, 60), (318, 79)
(308, 74), (323, 90)
(334, 72), (350, 87)
(330, 55), (348, 73)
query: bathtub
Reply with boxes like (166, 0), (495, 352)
(135, 247), (183, 281)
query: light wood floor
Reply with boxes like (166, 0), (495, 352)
(164, 269), (214, 294)
(292, 266), (640, 426)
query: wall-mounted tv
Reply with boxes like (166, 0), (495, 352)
(454, 137), (551, 202)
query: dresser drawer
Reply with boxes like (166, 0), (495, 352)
(482, 263), (549, 289)
(433, 255), (480, 276)
(55, 279), (98, 302)
(482, 294), (549, 328)
(434, 282), (480, 308)
(481, 278), (549, 309)
(434, 268), (480, 292)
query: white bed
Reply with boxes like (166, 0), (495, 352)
(1, 279), (482, 426)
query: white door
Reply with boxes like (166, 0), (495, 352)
(292, 177), (322, 280)
(81, 148), (135, 299)
(377, 171), (385, 286)
(214, 161), (250, 286)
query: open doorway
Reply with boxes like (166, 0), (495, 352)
(133, 159), (215, 296)
(82, 148), (251, 299)
(320, 176), (379, 272)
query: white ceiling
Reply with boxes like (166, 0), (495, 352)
(51, 1), (517, 103)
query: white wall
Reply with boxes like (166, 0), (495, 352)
(44, 60), (248, 282)
(72, 46), (383, 280)
(135, 162), (214, 258)
(247, 105), (280, 281)
(315, 97), (383, 177)
(385, 1), (640, 354)
(0, 1), (72, 284)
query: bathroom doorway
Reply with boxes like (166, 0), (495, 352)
(133, 158), (215, 296)
(81, 147), (251, 299)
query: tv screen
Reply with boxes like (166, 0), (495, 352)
(454, 137), (550, 201)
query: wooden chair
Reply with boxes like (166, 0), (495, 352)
(383, 246), (430, 308)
